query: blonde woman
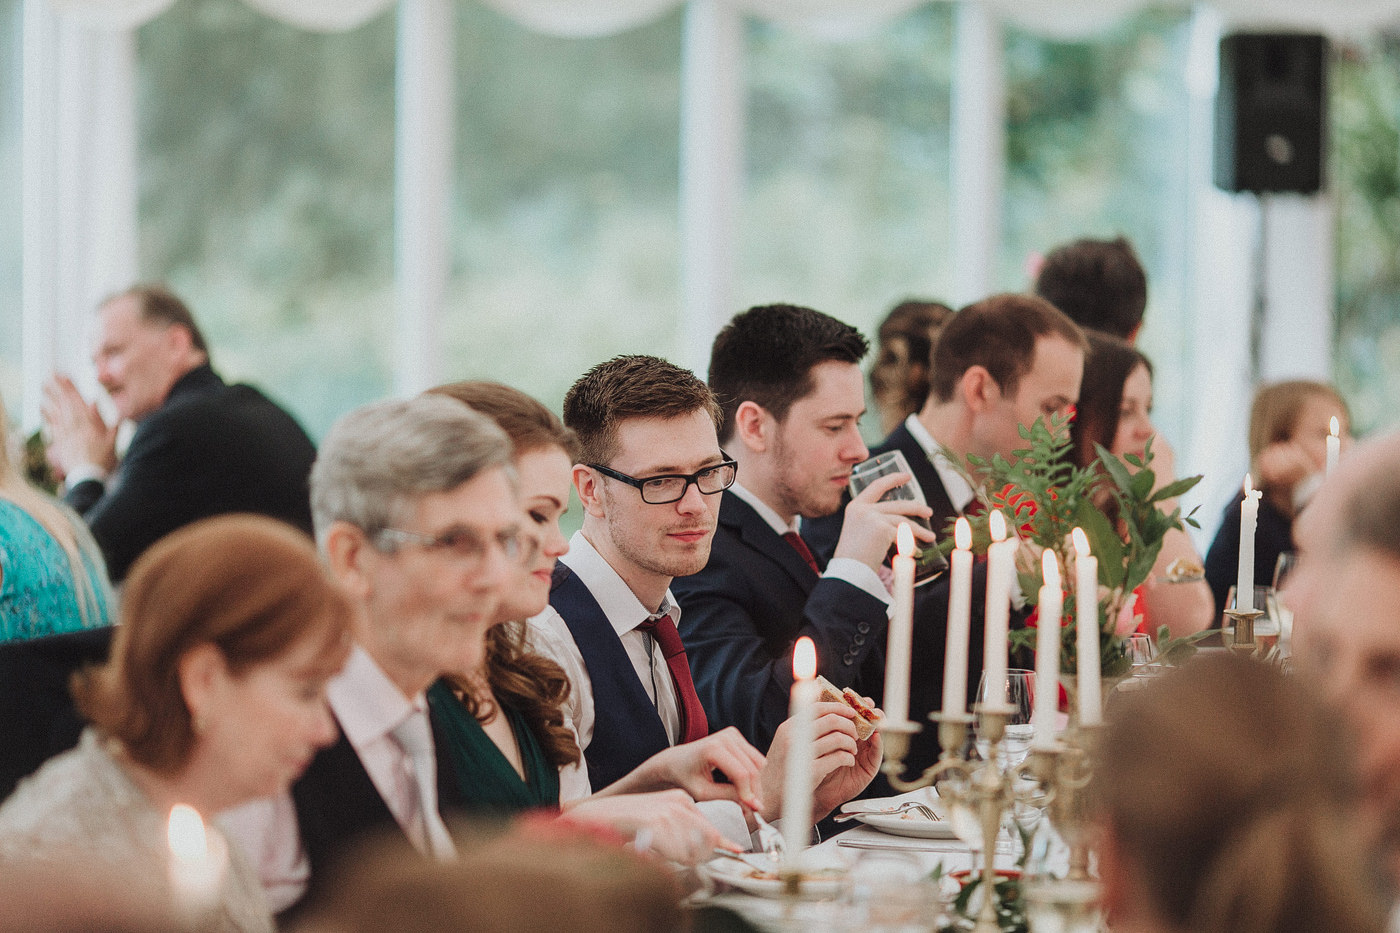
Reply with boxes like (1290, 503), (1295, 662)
(0, 409), (112, 641)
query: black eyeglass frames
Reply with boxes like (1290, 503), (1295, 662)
(586, 455), (737, 505)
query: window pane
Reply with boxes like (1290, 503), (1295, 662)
(137, 0), (396, 439)
(1333, 35), (1400, 435)
(0, 0), (19, 415)
(447, 4), (683, 413)
(743, 7), (955, 344)
(1003, 11), (1193, 443)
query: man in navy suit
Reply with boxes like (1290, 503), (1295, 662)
(671, 305), (934, 754)
(42, 285), (316, 580)
(534, 354), (880, 838)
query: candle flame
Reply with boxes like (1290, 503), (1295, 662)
(1244, 473), (1254, 496)
(896, 522), (914, 557)
(1071, 527), (1090, 557)
(954, 516), (972, 550)
(1042, 549), (1060, 589)
(793, 637), (817, 680)
(1330, 416), (1340, 438)
(989, 510), (1007, 542)
(167, 804), (208, 863)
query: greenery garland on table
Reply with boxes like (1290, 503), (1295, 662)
(943, 413), (1205, 680)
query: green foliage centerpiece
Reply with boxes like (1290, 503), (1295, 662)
(949, 413), (1202, 681)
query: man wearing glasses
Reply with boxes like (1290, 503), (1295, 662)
(531, 355), (880, 840)
(225, 395), (524, 914)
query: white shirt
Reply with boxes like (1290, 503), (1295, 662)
(728, 481), (892, 608)
(220, 645), (438, 913)
(904, 413), (977, 513)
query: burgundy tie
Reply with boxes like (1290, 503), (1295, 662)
(637, 613), (710, 745)
(783, 531), (821, 575)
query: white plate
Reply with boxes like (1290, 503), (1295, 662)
(700, 857), (847, 898)
(840, 788), (959, 839)
(855, 809), (959, 839)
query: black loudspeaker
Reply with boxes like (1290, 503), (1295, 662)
(1214, 33), (1328, 194)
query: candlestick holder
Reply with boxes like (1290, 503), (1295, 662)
(1224, 607), (1264, 656)
(880, 705), (1101, 933)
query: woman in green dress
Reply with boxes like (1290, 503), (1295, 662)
(424, 382), (583, 814)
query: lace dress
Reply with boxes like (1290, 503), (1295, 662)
(0, 730), (274, 933)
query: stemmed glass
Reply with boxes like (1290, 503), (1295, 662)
(1269, 552), (1299, 656)
(975, 669), (1035, 769)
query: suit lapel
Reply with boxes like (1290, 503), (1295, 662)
(722, 495), (817, 590)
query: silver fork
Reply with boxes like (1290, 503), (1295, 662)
(833, 800), (940, 822)
(751, 811), (785, 861)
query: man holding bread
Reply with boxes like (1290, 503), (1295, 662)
(529, 354), (880, 841)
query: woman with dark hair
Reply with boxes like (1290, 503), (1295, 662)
(1094, 653), (1387, 933)
(1070, 332), (1212, 637)
(424, 382), (760, 854)
(0, 515), (353, 933)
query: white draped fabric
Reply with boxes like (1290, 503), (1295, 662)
(22, 0), (1389, 482)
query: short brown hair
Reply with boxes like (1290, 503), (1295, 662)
(563, 355), (721, 465)
(929, 293), (1086, 405)
(708, 304), (869, 443)
(106, 284), (209, 356)
(428, 381), (580, 462)
(1095, 654), (1386, 933)
(73, 515), (352, 774)
(1034, 236), (1147, 339)
(1249, 380), (1349, 463)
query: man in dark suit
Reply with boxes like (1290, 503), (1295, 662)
(222, 396), (519, 914)
(808, 293), (1088, 555)
(42, 285), (316, 580)
(672, 305), (932, 753)
(534, 354), (880, 838)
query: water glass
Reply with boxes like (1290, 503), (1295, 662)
(975, 669), (1035, 768)
(848, 450), (948, 585)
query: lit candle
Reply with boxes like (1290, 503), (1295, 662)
(781, 637), (819, 859)
(1326, 416), (1340, 475)
(1072, 528), (1102, 726)
(983, 511), (1011, 710)
(1236, 475), (1261, 612)
(167, 804), (227, 925)
(1032, 549), (1062, 749)
(884, 523), (916, 724)
(942, 518), (974, 715)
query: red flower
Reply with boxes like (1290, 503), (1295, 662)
(991, 483), (1039, 538)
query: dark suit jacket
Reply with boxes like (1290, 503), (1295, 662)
(1203, 489), (1295, 622)
(66, 364), (316, 581)
(804, 422), (962, 563)
(0, 626), (114, 801)
(671, 495), (888, 753)
(288, 715), (465, 917)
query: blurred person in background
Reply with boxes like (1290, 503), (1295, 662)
(0, 515), (354, 933)
(868, 299), (954, 437)
(1094, 652), (1388, 933)
(1033, 235), (1148, 342)
(1069, 332), (1213, 638)
(1, 399), (112, 642)
(1205, 379), (1351, 618)
(42, 284), (317, 581)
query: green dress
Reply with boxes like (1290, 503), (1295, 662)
(427, 680), (560, 815)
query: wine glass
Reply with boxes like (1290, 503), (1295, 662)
(1126, 632), (1156, 674)
(975, 669), (1035, 769)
